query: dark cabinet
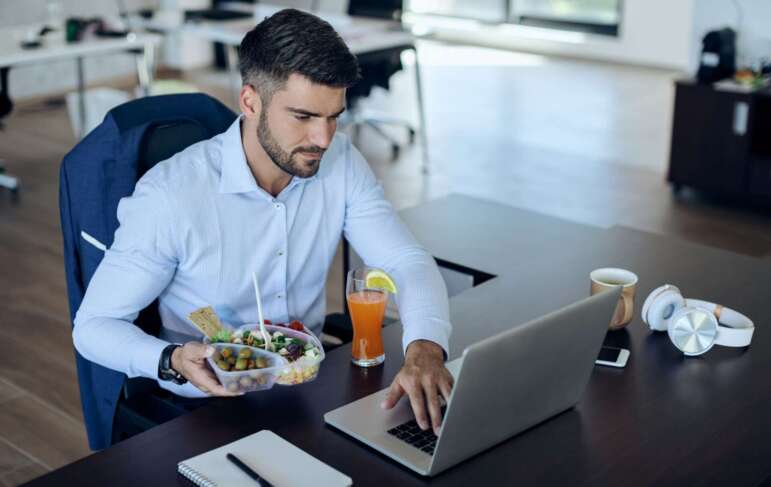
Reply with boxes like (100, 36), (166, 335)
(748, 158), (771, 197)
(668, 80), (771, 204)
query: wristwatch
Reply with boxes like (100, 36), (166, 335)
(158, 344), (187, 385)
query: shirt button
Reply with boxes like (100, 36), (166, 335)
(274, 203), (282, 209)
(277, 250), (284, 256)
(277, 294), (283, 299)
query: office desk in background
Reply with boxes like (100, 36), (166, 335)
(22, 195), (771, 486)
(139, 4), (430, 171)
(0, 27), (160, 138)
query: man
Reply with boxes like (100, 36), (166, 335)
(73, 9), (452, 435)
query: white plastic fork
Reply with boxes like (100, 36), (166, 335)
(252, 272), (272, 352)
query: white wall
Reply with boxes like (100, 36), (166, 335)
(691, 0), (771, 72)
(406, 0), (696, 72)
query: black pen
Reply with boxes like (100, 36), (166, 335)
(226, 453), (273, 487)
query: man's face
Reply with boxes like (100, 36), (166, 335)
(256, 74), (346, 179)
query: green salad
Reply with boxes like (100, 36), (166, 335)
(211, 329), (320, 362)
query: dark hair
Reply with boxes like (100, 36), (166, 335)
(238, 9), (360, 101)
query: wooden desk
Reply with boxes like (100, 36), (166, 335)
(23, 195), (771, 486)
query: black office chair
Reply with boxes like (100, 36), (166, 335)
(345, 0), (418, 161)
(0, 67), (20, 199)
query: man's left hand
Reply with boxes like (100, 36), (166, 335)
(381, 340), (453, 435)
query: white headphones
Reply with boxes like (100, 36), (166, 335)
(641, 284), (755, 356)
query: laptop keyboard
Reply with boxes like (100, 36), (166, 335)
(386, 407), (446, 455)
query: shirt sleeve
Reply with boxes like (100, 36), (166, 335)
(72, 175), (178, 379)
(342, 142), (451, 357)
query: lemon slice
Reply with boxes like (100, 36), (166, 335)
(365, 269), (398, 294)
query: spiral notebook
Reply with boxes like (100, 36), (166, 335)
(177, 430), (352, 487)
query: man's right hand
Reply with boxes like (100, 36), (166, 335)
(170, 342), (241, 396)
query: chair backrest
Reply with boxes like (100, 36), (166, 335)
(347, 0), (403, 21)
(60, 93), (237, 450)
(141, 120), (210, 168)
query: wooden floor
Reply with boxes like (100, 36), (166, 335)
(0, 40), (770, 486)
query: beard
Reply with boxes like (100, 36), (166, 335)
(257, 109), (324, 179)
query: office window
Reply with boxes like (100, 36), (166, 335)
(407, 0), (622, 37)
(511, 0), (622, 36)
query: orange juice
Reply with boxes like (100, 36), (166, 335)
(347, 290), (387, 365)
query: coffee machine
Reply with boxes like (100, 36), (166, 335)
(697, 28), (737, 83)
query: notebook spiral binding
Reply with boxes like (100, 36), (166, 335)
(178, 462), (217, 487)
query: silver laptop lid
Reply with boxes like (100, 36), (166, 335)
(429, 289), (620, 474)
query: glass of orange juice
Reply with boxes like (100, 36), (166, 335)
(346, 266), (391, 367)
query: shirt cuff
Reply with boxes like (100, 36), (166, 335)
(130, 335), (171, 379)
(401, 317), (451, 360)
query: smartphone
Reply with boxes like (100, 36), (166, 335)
(595, 346), (630, 368)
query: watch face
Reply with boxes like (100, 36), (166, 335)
(159, 345), (187, 384)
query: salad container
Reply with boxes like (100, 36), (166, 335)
(205, 323), (325, 391)
(238, 324), (325, 386)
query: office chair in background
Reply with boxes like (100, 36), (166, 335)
(345, 0), (420, 162)
(0, 67), (20, 199)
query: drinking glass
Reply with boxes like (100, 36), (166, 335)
(346, 266), (389, 367)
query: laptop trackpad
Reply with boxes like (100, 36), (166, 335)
(324, 358), (462, 435)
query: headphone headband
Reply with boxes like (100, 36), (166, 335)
(684, 298), (755, 347)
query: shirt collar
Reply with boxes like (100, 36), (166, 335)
(218, 116), (317, 195)
(218, 116), (260, 194)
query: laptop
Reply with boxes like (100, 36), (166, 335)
(324, 288), (621, 476)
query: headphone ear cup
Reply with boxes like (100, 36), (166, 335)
(644, 290), (685, 332)
(642, 285), (678, 327)
(642, 285), (667, 325)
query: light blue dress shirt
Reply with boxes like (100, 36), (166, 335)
(73, 117), (451, 397)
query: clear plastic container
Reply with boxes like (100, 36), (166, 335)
(237, 324), (326, 386)
(205, 324), (326, 390)
(206, 343), (287, 394)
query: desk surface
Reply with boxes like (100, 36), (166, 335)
(0, 27), (160, 68)
(24, 195), (771, 487)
